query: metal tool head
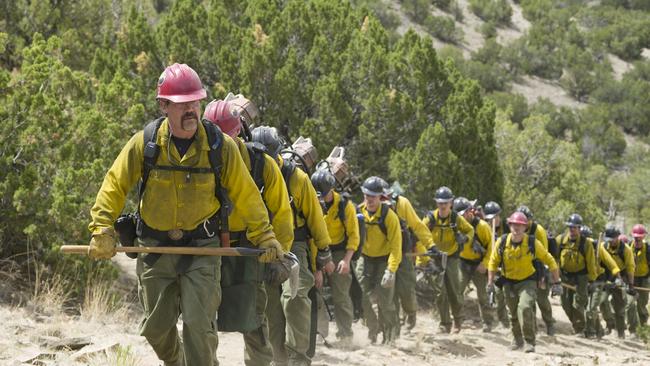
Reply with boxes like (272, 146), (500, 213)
(285, 252), (300, 299)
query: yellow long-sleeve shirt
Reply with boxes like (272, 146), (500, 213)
(605, 242), (635, 278)
(488, 234), (558, 281)
(281, 158), (331, 250)
(460, 218), (493, 267)
(593, 242), (621, 281)
(359, 203), (402, 273)
(394, 195), (433, 254)
(421, 209), (474, 255)
(554, 232), (597, 280)
(230, 138), (293, 249)
(89, 119), (274, 245)
(630, 241), (649, 278)
(323, 191), (360, 252)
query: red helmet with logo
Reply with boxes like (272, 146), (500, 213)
(507, 211), (528, 226)
(203, 100), (241, 138)
(156, 63), (207, 103)
(632, 224), (647, 238)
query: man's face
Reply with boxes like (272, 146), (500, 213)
(509, 223), (527, 236)
(463, 210), (474, 222)
(364, 194), (381, 212)
(437, 201), (451, 215)
(160, 99), (202, 136)
(568, 226), (580, 239)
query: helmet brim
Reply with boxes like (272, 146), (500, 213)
(484, 213), (497, 220)
(435, 198), (453, 204)
(158, 89), (207, 104)
(361, 187), (382, 196)
(632, 233), (645, 238)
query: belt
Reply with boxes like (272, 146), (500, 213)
(362, 254), (389, 263)
(138, 216), (220, 243)
(229, 230), (251, 246)
(329, 240), (348, 252)
(503, 273), (537, 285)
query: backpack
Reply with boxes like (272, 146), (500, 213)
(425, 210), (459, 234)
(556, 234), (587, 258)
(244, 141), (268, 192)
(140, 118), (230, 234)
(498, 233), (543, 281)
(632, 242), (650, 265)
(280, 160), (309, 238)
(366, 203), (413, 255)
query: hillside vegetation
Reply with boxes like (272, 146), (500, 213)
(0, 0), (649, 300)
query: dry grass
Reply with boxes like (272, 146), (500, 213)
(80, 279), (133, 323)
(86, 345), (143, 366)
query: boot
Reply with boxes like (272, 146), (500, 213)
(509, 338), (523, 350)
(406, 313), (417, 330)
(546, 323), (555, 336)
(524, 343), (535, 353)
(482, 323), (492, 333)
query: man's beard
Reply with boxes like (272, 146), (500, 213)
(181, 112), (198, 131)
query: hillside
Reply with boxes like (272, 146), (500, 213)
(3, 255), (649, 365)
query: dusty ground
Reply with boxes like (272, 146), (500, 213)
(2, 255), (649, 365)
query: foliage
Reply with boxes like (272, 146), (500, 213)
(423, 15), (463, 44)
(0, 0), (503, 294)
(469, 0), (512, 26)
(495, 112), (607, 233)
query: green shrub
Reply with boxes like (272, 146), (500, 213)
(469, 0), (512, 26)
(424, 15), (463, 44)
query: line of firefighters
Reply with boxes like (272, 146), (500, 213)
(86, 63), (649, 366)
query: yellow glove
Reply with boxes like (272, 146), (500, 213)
(88, 227), (117, 260)
(258, 237), (286, 263)
(416, 255), (431, 267)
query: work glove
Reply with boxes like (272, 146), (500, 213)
(258, 237), (286, 263)
(316, 247), (334, 274)
(614, 277), (624, 288)
(551, 282), (563, 297)
(381, 269), (396, 288)
(88, 227), (117, 260)
(626, 285), (638, 297)
(264, 255), (294, 286)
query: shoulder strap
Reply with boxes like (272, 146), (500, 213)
(528, 222), (537, 236)
(450, 211), (458, 232)
(138, 117), (165, 205)
(528, 234), (536, 256)
(579, 235), (586, 256)
(426, 211), (435, 230)
(244, 141), (267, 191)
(378, 203), (389, 236)
(618, 243), (625, 260)
(338, 195), (347, 224)
(202, 120), (230, 233)
(498, 233), (509, 269)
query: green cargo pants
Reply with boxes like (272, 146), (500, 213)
(585, 282), (609, 337)
(355, 255), (397, 341)
(265, 240), (314, 366)
(504, 280), (537, 346)
(631, 277), (649, 327)
(560, 273), (589, 334)
(459, 260), (493, 328)
(610, 287), (627, 335)
(626, 287), (640, 333)
(536, 285), (555, 330)
(327, 249), (354, 338)
(393, 255), (418, 333)
(496, 286), (509, 327)
(136, 237), (220, 366)
(243, 282), (273, 366)
(600, 293), (615, 331)
(437, 256), (464, 330)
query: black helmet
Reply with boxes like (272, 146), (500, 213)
(484, 201), (502, 220)
(361, 176), (386, 196)
(604, 225), (621, 242)
(516, 205), (533, 220)
(311, 169), (336, 196)
(435, 186), (454, 203)
(251, 126), (284, 157)
(565, 213), (583, 227)
(453, 197), (472, 215)
(580, 225), (593, 238)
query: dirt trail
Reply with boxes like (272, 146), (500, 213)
(3, 255), (649, 365)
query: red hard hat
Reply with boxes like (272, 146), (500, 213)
(618, 234), (629, 243)
(507, 211), (528, 226)
(156, 63), (206, 103)
(632, 224), (647, 238)
(203, 100), (241, 138)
